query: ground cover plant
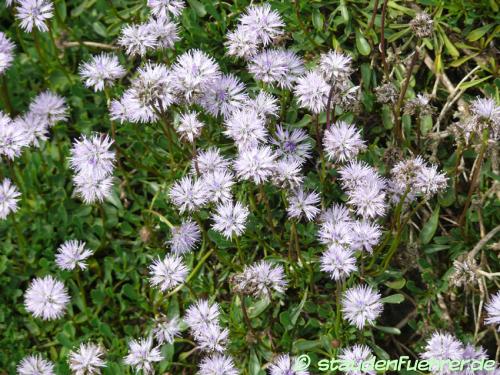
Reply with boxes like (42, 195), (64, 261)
(0, 0), (499, 374)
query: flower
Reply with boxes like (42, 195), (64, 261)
(0, 178), (21, 220)
(147, 0), (185, 18)
(339, 161), (382, 192)
(351, 220), (382, 253)
(223, 108), (267, 150)
(152, 315), (181, 344)
(198, 354), (239, 375)
(124, 336), (163, 375)
(24, 275), (70, 320)
(234, 146), (277, 184)
(294, 70), (330, 114)
(272, 159), (304, 189)
(211, 200), (249, 239)
(118, 23), (158, 57)
(239, 3), (284, 46)
(317, 221), (353, 248)
(347, 182), (387, 219)
(13, 112), (49, 148)
(203, 170), (235, 204)
(421, 332), (464, 375)
(17, 354), (55, 375)
(342, 284), (383, 329)
(485, 291), (500, 332)
(271, 125), (312, 165)
(16, 0), (54, 32)
(0, 31), (15, 75)
(184, 299), (221, 333)
(410, 12), (434, 38)
(338, 344), (375, 375)
(171, 49), (221, 103)
(470, 97), (500, 124)
(192, 147), (231, 175)
(169, 176), (208, 213)
(319, 50), (353, 83)
(146, 17), (180, 49)
(69, 133), (115, 180)
(323, 121), (366, 163)
(225, 25), (259, 60)
(72, 174), (114, 204)
(232, 260), (288, 298)
(79, 53), (126, 92)
(319, 203), (352, 224)
(287, 188), (321, 221)
(320, 246), (357, 281)
(414, 164), (448, 198)
(245, 91), (279, 118)
(0, 112), (28, 160)
(200, 74), (248, 118)
(176, 111), (205, 143)
(194, 323), (229, 353)
(168, 219), (201, 255)
(29, 90), (68, 126)
(248, 49), (304, 89)
(68, 342), (106, 375)
(55, 240), (93, 271)
(268, 354), (309, 375)
(149, 254), (189, 292)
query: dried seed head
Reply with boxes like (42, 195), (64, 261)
(410, 12), (434, 38)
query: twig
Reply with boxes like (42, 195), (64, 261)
(379, 0), (390, 80)
(468, 225), (500, 261)
(62, 41), (118, 50)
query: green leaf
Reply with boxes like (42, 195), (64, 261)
(312, 9), (324, 31)
(187, 0), (207, 17)
(381, 294), (405, 304)
(356, 30), (371, 56)
(467, 24), (494, 41)
(375, 325), (401, 335)
(419, 205), (440, 245)
(441, 32), (460, 57)
(385, 278), (406, 290)
(458, 76), (492, 90)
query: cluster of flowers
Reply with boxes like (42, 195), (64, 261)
(452, 97), (500, 143)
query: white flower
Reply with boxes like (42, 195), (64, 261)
(287, 188), (321, 221)
(351, 220), (382, 253)
(320, 246), (357, 281)
(147, 0), (185, 18)
(244, 91), (279, 118)
(198, 354), (239, 375)
(347, 182), (387, 219)
(149, 254), (189, 292)
(211, 201), (249, 239)
(79, 53), (126, 92)
(13, 112), (49, 147)
(124, 336), (163, 375)
(55, 240), (93, 271)
(69, 133), (115, 180)
(168, 219), (201, 255)
(269, 354), (309, 375)
(270, 125), (312, 164)
(225, 25), (259, 60)
(194, 323), (229, 353)
(485, 291), (500, 332)
(232, 260), (288, 298)
(118, 23), (158, 57)
(175, 111), (204, 143)
(0, 111), (28, 159)
(223, 108), (267, 150)
(338, 344), (375, 375)
(272, 159), (304, 189)
(248, 49), (304, 89)
(192, 147), (231, 175)
(68, 342), (106, 375)
(317, 221), (353, 248)
(319, 203), (353, 224)
(323, 121), (366, 163)
(169, 176), (208, 213)
(342, 284), (383, 329)
(203, 170), (235, 204)
(319, 50), (353, 83)
(414, 164), (448, 198)
(146, 17), (180, 49)
(239, 3), (284, 46)
(294, 70), (330, 114)
(0, 31), (15, 75)
(471, 97), (500, 123)
(29, 90), (68, 126)
(421, 332), (464, 375)
(0, 178), (21, 220)
(72, 174), (114, 204)
(24, 275), (70, 320)
(16, 0), (54, 32)
(234, 146), (277, 184)
(152, 315), (181, 344)
(184, 299), (221, 333)
(17, 354), (55, 375)
(200, 74), (248, 118)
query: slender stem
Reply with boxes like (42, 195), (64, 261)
(365, 0), (380, 34)
(235, 236), (244, 265)
(379, 0), (390, 80)
(240, 294), (257, 336)
(32, 30), (47, 68)
(0, 77), (13, 115)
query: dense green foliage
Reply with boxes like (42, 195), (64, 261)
(1, 0), (499, 374)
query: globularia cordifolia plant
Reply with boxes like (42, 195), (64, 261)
(0, 0), (499, 374)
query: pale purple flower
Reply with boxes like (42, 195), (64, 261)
(152, 315), (181, 345)
(223, 108), (267, 150)
(171, 49), (221, 103)
(169, 176), (208, 213)
(294, 70), (330, 114)
(17, 354), (55, 375)
(124, 336), (163, 375)
(485, 291), (500, 332)
(323, 121), (366, 163)
(69, 133), (115, 179)
(185, 299), (221, 333)
(79, 53), (126, 92)
(271, 159), (304, 189)
(320, 246), (357, 281)
(414, 164), (448, 198)
(147, 0), (185, 18)
(225, 25), (259, 60)
(421, 332), (464, 375)
(287, 188), (321, 221)
(203, 170), (235, 204)
(118, 23), (158, 57)
(269, 354), (309, 375)
(342, 284), (383, 329)
(24, 275), (70, 320)
(192, 147), (231, 175)
(168, 219), (201, 255)
(198, 354), (239, 375)
(72, 174), (114, 204)
(319, 203), (353, 224)
(338, 344), (375, 375)
(13, 112), (49, 147)
(248, 49), (304, 89)
(339, 161), (384, 193)
(234, 146), (277, 184)
(29, 91), (68, 126)
(109, 98), (129, 124)
(149, 254), (188, 292)
(270, 125), (312, 164)
(16, 0), (54, 32)
(471, 97), (500, 124)
(239, 3), (284, 46)
(194, 323), (229, 353)
(0, 111), (28, 159)
(176, 111), (204, 143)
(68, 342), (106, 375)
(244, 91), (279, 118)
(0, 178), (21, 220)
(146, 17), (180, 49)
(211, 200), (249, 239)
(347, 182), (387, 219)
(200, 74), (248, 118)
(317, 221), (353, 248)
(0, 31), (15, 75)
(459, 344), (488, 375)
(55, 240), (93, 271)
(319, 50), (353, 83)
(351, 220), (382, 253)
